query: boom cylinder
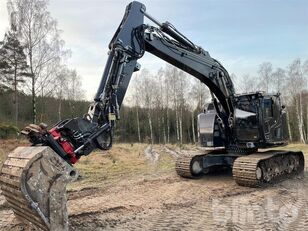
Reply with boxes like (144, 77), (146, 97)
(141, 7), (199, 52)
(160, 22), (199, 52)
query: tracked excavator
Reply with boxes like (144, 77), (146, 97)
(0, 1), (305, 230)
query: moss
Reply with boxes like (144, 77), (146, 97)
(0, 123), (19, 139)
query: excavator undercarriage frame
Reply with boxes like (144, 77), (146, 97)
(175, 149), (304, 187)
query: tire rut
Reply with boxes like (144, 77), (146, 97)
(99, 178), (308, 231)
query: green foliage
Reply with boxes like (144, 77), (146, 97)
(0, 31), (30, 88)
(0, 87), (89, 128)
(0, 123), (19, 139)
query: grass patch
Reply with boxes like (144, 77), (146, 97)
(0, 140), (307, 191)
(69, 143), (154, 190)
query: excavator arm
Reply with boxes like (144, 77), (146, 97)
(32, 1), (236, 165)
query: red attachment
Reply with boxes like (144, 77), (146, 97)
(49, 128), (78, 164)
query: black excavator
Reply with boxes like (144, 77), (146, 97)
(0, 1), (304, 230)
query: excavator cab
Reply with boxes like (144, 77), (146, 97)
(199, 92), (288, 149)
(234, 92), (288, 148)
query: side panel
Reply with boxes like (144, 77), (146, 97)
(198, 112), (224, 147)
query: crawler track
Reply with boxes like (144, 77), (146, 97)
(233, 151), (305, 187)
(175, 152), (207, 178)
(176, 149), (305, 188)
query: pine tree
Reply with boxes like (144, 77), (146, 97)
(0, 32), (30, 125)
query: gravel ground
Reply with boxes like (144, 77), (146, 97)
(1, 142), (308, 230)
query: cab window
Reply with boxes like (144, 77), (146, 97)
(264, 98), (273, 118)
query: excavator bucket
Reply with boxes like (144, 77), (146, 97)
(0, 146), (78, 231)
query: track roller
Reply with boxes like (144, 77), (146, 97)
(233, 150), (304, 187)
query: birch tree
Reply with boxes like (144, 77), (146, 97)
(54, 66), (69, 120)
(155, 68), (166, 144)
(164, 65), (172, 143)
(303, 59), (308, 141)
(8, 0), (68, 123)
(258, 62), (273, 93)
(165, 65), (180, 142)
(138, 69), (156, 144)
(272, 68), (286, 93)
(65, 69), (84, 117)
(131, 73), (142, 142)
(287, 59), (306, 143)
(240, 74), (260, 93)
(190, 78), (210, 111)
(178, 70), (186, 144)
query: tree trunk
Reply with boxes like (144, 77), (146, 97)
(166, 108), (170, 143)
(179, 108), (183, 144)
(176, 108), (179, 142)
(299, 92), (306, 141)
(14, 63), (18, 126)
(286, 109), (292, 142)
(157, 113), (161, 143)
(31, 76), (36, 123)
(58, 97), (62, 121)
(295, 95), (305, 143)
(136, 106), (141, 142)
(192, 111), (196, 144)
(15, 90), (18, 126)
(29, 48), (37, 123)
(148, 109), (153, 144)
(162, 115), (166, 144)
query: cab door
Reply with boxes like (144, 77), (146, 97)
(262, 96), (285, 142)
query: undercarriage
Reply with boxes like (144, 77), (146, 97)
(176, 150), (305, 187)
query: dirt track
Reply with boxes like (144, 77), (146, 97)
(1, 143), (308, 230)
(68, 172), (308, 230)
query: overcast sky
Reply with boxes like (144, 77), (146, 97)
(0, 0), (307, 100)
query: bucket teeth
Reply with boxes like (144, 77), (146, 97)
(0, 146), (78, 231)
